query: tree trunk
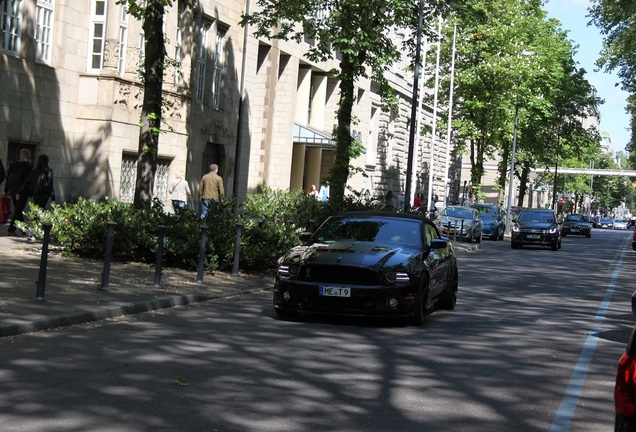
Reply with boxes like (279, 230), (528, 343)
(330, 53), (355, 205)
(133, 0), (166, 210)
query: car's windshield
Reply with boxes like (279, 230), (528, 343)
(600, 218), (612, 223)
(565, 214), (588, 222)
(518, 211), (555, 223)
(312, 217), (423, 248)
(441, 207), (475, 220)
(473, 206), (496, 217)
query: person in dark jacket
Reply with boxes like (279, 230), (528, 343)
(6, 149), (32, 236)
(17, 154), (55, 209)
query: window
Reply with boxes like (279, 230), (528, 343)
(196, 21), (210, 103)
(211, 29), (225, 108)
(118, 7), (128, 74)
(88, 0), (107, 71)
(119, 154), (171, 204)
(1, 0), (23, 54)
(35, 0), (54, 62)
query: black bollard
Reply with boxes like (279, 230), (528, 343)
(197, 225), (208, 283)
(100, 221), (117, 292)
(34, 222), (53, 302)
(231, 222), (244, 277)
(154, 225), (167, 287)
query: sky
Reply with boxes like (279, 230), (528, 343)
(545, 0), (631, 154)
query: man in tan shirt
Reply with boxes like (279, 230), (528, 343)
(199, 163), (224, 219)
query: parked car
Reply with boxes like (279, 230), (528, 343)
(561, 213), (592, 238)
(273, 211), (459, 325)
(614, 219), (630, 230)
(599, 217), (614, 229)
(614, 291), (636, 431)
(435, 206), (483, 243)
(472, 203), (505, 240)
(511, 208), (562, 251)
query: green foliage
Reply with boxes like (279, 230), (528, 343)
(18, 189), (392, 274)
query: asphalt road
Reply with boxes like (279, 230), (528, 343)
(0, 228), (634, 432)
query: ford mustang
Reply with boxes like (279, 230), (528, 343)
(273, 212), (458, 325)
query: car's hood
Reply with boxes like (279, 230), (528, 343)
(516, 222), (557, 230)
(283, 240), (416, 268)
(438, 216), (475, 225)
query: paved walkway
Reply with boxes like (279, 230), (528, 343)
(0, 223), (479, 337)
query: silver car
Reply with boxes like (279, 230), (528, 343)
(613, 219), (629, 230)
(435, 206), (483, 243)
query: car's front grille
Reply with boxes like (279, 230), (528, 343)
(296, 264), (382, 285)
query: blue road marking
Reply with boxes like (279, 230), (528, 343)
(549, 238), (628, 431)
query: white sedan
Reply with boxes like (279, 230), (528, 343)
(613, 219), (629, 230)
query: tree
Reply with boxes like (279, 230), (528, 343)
(589, 0), (636, 162)
(241, 0), (449, 204)
(118, 0), (172, 210)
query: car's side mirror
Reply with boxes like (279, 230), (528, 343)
(298, 232), (312, 242)
(430, 238), (448, 249)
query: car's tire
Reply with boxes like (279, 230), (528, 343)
(586, 233), (591, 238)
(410, 282), (429, 326)
(498, 229), (505, 241)
(467, 230), (474, 243)
(551, 241), (558, 251)
(511, 242), (520, 249)
(476, 231), (482, 243)
(274, 307), (300, 318)
(558, 239), (562, 249)
(438, 267), (458, 311)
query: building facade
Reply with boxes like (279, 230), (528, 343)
(0, 0), (457, 211)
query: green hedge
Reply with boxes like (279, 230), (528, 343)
(18, 187), (390, 273)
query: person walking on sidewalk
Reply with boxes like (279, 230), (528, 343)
(169, 170), (191, 213)
(6, 149), (32, 236)
(198, 163), (224, 219)
(17, 153), (55, 210)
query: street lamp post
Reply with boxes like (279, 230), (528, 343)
(505, 103), (519, 233)
(504, 50), (535, 233)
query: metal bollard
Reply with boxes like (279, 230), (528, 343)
(34, 222), (53, 302)
(231, 222), (244, 277)
(460, 220), (464, 242)
(197, 225), (208, 283)
(100, 221), (117, 292)
(154, 225), (167, 287)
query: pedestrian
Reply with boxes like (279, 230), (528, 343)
(462, 196), (471, 207)
(198, 163), (224, 219)
(18, 154), (55, 209)
(413, 193), (422, 209)
(169, 170), (191, 214)
(429, 194), (438, 215)
(308, 184), (319, 200)
(6, 148), (32, 236)
(15, 154), (54, 240)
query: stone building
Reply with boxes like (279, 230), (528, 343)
(0, 0), (458, 210)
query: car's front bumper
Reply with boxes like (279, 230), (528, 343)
(562, 225), (591, 235)
(274, 279), (420, 318)
(511, 231), (559, 246)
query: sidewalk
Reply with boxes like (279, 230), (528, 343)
(0, 223), (479, 338)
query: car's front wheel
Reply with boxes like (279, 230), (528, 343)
(438, 268), (458, 310)
(410, 283), (429, 326)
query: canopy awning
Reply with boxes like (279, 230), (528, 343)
(293, 123), (335, 147)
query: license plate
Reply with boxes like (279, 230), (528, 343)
(527, 234), (540, 239)
(319, 286), (351, 297)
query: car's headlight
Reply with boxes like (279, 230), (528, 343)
(512, 225), (520, 232)
(277, 264), (299, 277)
(549, 227), (558, 234)
(385, 271), (410, 284)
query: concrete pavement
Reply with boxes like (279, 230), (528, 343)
(0, 223), (479, 338)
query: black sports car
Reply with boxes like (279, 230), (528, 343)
(511, 208), (562, 251)
(274, 211), (458, 325)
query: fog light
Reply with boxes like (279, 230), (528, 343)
(282, 291), (291, 301)
(386, 297), (399, 310)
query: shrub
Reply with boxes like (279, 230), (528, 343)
(19, 187), (389, 274)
